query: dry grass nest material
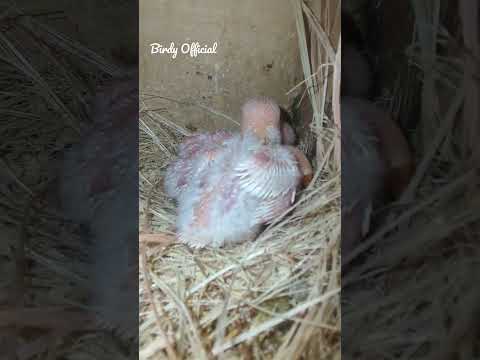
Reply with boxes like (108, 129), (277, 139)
(0, 5), (138, 359)
(138, 2), (341, 358)
(342, 1), (480, 359)
(139, 105), (340, 359)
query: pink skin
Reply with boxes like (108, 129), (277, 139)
(167, 97), (313, 248)
(240, 98), (312, 185)
(240, 98), (297, 146)
(167, 98), (308, 199)
(286, 145), (313, 187)
(241, 97), (282, 144)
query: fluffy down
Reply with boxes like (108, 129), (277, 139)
(175, 133), (302, 248)
(164, 130), (236, 199)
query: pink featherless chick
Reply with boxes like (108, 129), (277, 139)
(164, 99), (302, 201)
(170, 97), (313, 248)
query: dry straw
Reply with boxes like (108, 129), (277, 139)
(139, 1), (341, 359)
(0, 6), (135, 359)
(342, 1), (480, 359)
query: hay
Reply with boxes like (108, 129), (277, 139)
(0, 6), (136, 359)
(342, 1), (480, 359)
(138, 1), (341, 358)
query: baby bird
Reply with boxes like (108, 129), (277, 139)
(165, 97), (312, 248)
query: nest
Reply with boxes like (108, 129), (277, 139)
(0, 5), (138, 359)
(342, 1), (480, 359)
(138, 1), (341, 359)
(1, 1), (340, 358)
